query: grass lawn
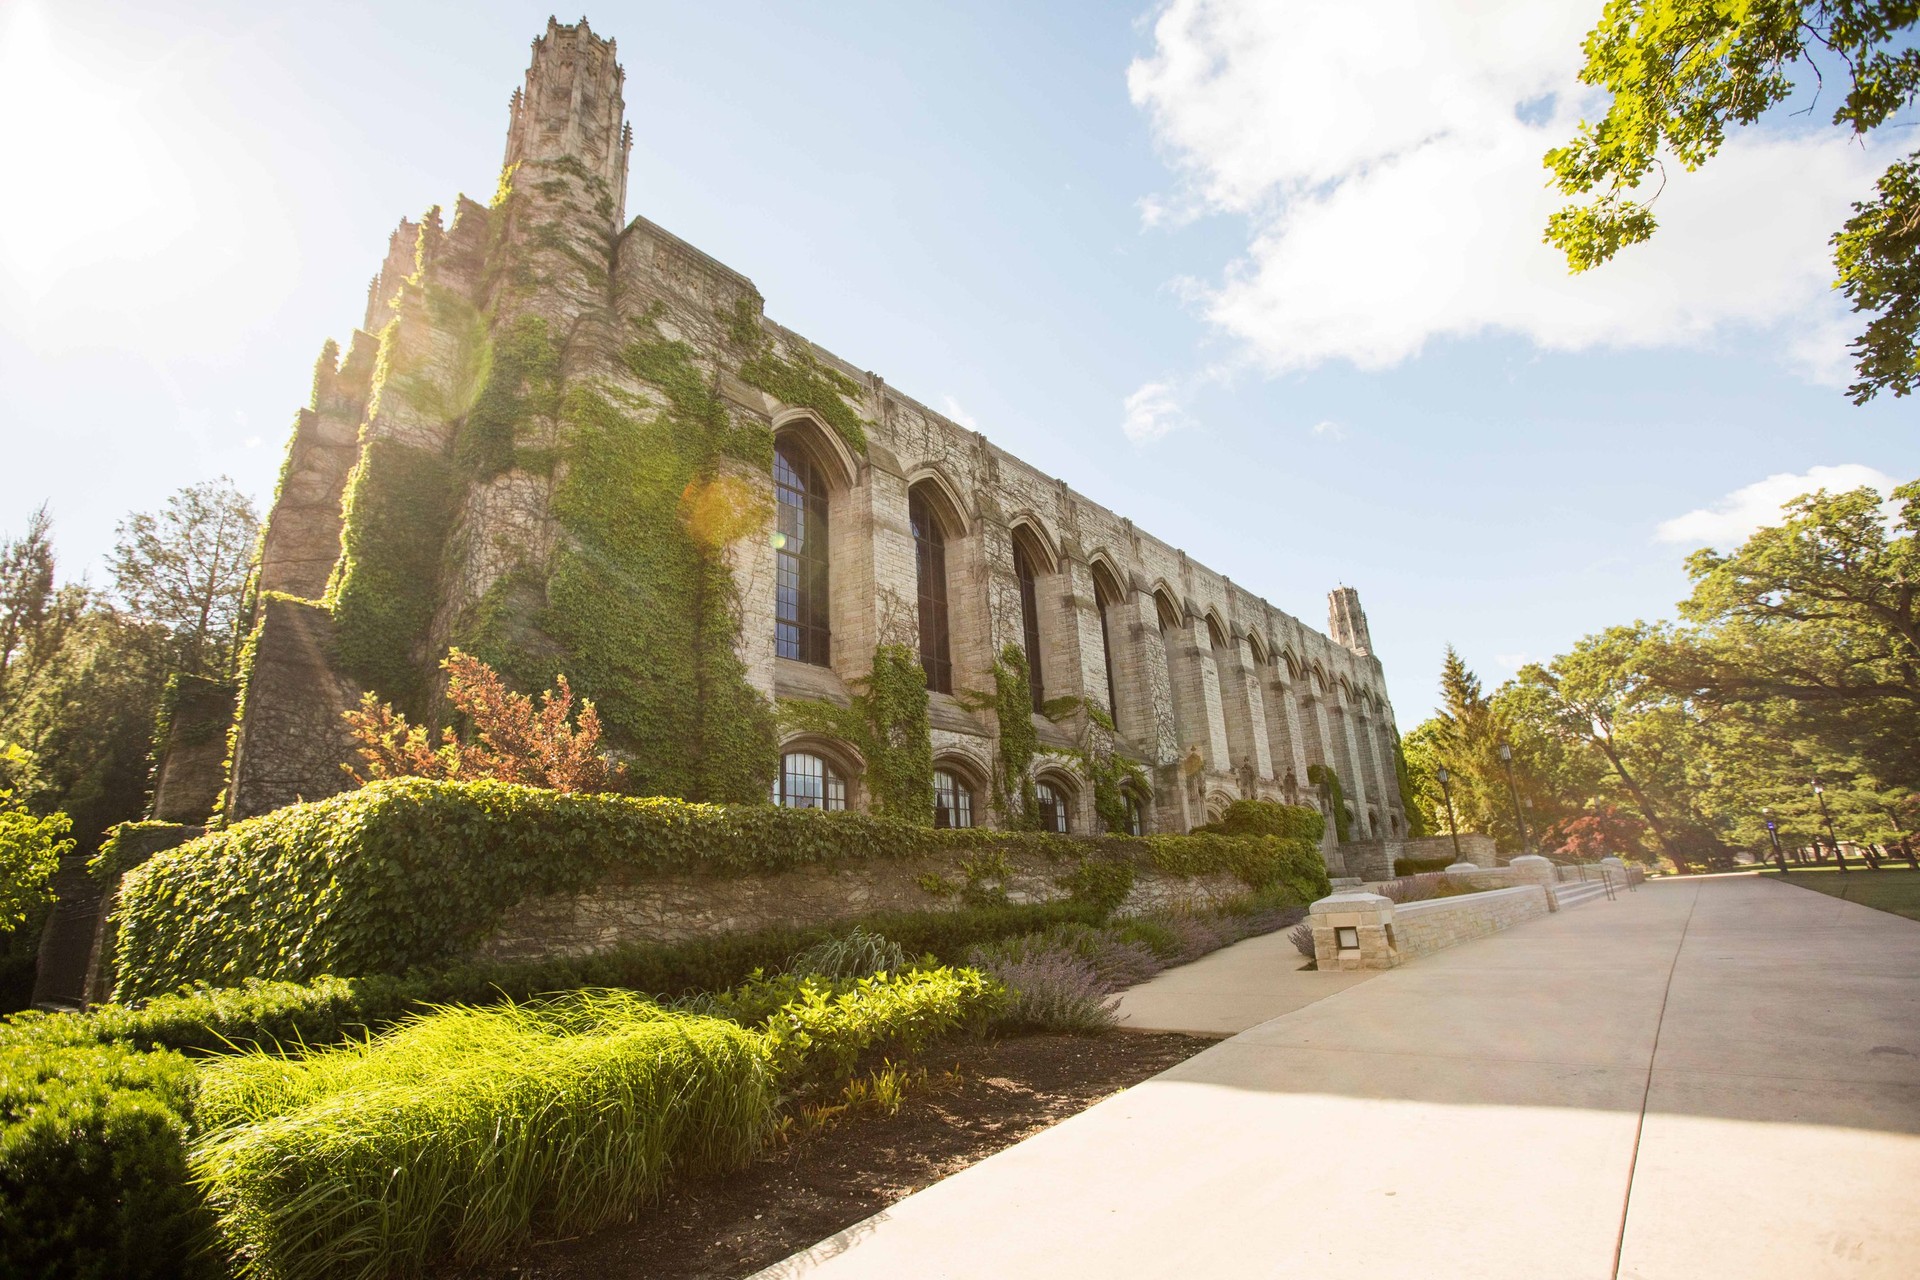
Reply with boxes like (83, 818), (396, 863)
(1758, 864), (1920, 923)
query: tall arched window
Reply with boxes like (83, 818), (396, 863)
(933, 768), (973, 828)
(772, 750), (846, 810)
(1092, 563), (1122, 726)
(910, 488), (952, 694)
(1206, 615), (1227, 652)
(774, 442), (830, 665)
(1014, 538), (1044, 712)
(1122, 791), (1145, 837)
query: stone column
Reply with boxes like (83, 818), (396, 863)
(1214, 633), (1273, 785)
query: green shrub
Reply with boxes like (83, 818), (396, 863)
(0, 1038), (215, 1280)
(193, 993), (772, 1280)
(7, 902), (1098, 1067)
(1394, 856), (1455, 876)
(1205, 799), (1327, 844)
(114, 779), (1324, 998)
(758, 966), (1002, 1093)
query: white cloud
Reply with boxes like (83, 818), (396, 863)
(1656, 464), (1900, 548)
(939, 395), (978, 432)
(1122, 380), (1193, 443)
(1127, 0), (1881, 377)
(1311, 419), (1345, 440)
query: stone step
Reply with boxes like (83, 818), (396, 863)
(1551, 880), (1613, 910)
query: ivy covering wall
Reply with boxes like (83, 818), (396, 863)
(111, 778), (1333, 999)
(327, 439), (457, 711)
(1308, 762), (1351, 843)
(781, 644), (934, 824)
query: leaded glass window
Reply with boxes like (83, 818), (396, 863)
(911, 488), (952, 694)
(771, 751), (845, 811)
(775, 443), (830, 665)
(1036, 780), (1069, 834)
(933, 768), (973, 829)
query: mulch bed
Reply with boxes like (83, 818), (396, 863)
(455, 1031), (1213, 1280)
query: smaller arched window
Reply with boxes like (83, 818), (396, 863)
(1206, 615), (1228, 651)
(772, 750), (846, 811)
(1035, 780), (1070, 834)
(933, 768), (974, 829)
(1122, 791), (1145, 837)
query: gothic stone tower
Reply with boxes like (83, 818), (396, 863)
(222, 18), (1408, 850)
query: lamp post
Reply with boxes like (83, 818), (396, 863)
(1763, 807), (1786, 875)
(1812, 779), (1846, 873)
(1435, 765), (1463, 864)
(1497, 743), (1531, 857)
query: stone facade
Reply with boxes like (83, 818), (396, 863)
(480, 849), (1246, 963)
(221, 19), (1409, 854)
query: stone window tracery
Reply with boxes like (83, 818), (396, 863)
(1123, 790), (1145, 837)
(774, 442), (831, 665)
(910, 487), (953, 694)
(933, 768), (973, 829)
(772, 750), (845, 810)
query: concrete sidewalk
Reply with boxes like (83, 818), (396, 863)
(755, 877), (1920, 1279)
(1113, 926), (1374, 1037)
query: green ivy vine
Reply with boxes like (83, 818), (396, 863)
(1308, 762), (1351, 843)
(779, 643), (934, 824)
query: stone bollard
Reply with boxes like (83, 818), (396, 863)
(1309, 889), (1399, 971)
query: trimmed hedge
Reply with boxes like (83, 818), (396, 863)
(114, 779), (1329, 999)
(3, 900), (1105, 1062)
(0, 1038), (216, 1279)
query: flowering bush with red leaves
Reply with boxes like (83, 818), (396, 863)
(343, 650), (627, 794)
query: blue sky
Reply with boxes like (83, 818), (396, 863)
(0, 0), (1911, 724)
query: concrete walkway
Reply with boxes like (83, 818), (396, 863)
(1113, 927), (1375, 1037)
(755, 877), (1920, 1279)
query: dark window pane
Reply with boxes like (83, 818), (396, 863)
(1036, 781), (1068, 834)
(933, 768), (972, 829)
(1014, 540), (1044, 712)
(775, 444), (831, 665)
(911, 489), (952, 694)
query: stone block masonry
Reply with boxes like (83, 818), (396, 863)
(1310, 883), (1552, 969)
(478, 848), (1248, 963)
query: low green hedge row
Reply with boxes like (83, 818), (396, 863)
(4, 899), (1105, 1062)
(114, 779), (1328, 999)
(0, 1038), (217, 1280)
(1394, 856), (1456, 876)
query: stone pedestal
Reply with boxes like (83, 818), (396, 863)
(1309, 889), (1398, 971)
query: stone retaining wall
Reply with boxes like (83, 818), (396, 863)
(477, 850), (1246, 962)
(1389, 886), (1551, 960)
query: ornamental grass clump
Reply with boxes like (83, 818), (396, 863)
(783, 927), (908, 980)
(192, 991), (772, 1280)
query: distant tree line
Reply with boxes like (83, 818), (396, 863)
(0, 480), (258, 1006)
(1400, 477), (1919, 872)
